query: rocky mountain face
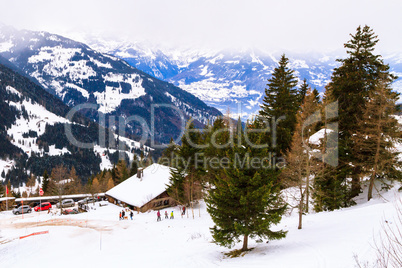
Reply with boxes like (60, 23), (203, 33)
(0, 26), (222, 144)
(86, 39), (402, 119)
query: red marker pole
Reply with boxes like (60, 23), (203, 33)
(5, 185), (8, 211)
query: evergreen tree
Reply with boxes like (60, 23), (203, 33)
(312, 88), (321, 104)
(0, 183), (4, 197)
(206, 118), (287, 252)
(202, 117), (232, 185)
(167, 120), (204, 211)
(129, 156), (138, 177)
(259, 54), (299, 156)
(298, 78), (309, 105)
(115, 160), (129, 184)
(144, 151), (154, 167)
(42, 170), (49, 195)
(325, 25), (396, 201)
(160, 138), (179, 167)
(313, 98), (347, 211)
(167, 163), (187, 205)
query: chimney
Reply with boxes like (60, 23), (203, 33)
(137, 168), (143, 180)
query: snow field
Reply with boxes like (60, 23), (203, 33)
(1, 186), (401, 268)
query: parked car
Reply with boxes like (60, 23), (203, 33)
(13, 205), (32, 215)
(78, 197), (96, 205)
(62, 208), (79, 215)
(56, 199), (75, 208)
(34, 202), (52, 211)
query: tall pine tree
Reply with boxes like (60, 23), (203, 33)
(325, 25), (396, 201)
(167, 120), (204, 210)
(42, 170), (49, 195)
(129, 156), (138, 177)
(206, 118), (287, 252)
(114, 160), (129, 184)
(259, 54), (299, 156)
(298, 78), (309, 105)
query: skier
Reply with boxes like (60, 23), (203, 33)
(157, 210), (161, 222)
(119, 211), (122, 220)
(165, 211), (168, 219)
(170, 211), (174, 219)
(122, 210), (125, 220)
(130, 210), (134, 220)
(182, 206), (186, 216)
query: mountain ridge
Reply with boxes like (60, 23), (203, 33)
(0, 26), (222, 144)
(82, 37), (402, 118)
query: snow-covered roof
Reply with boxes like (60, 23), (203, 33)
(106, 163), (173, 207)
(309, 128), (334, 145)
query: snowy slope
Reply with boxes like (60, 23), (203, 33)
(0, 184), (401, 268)
(6, 93), (70, 156)
(0, 63), (151, 186)
(2, 85), (146, 173)
(0, 25), (222, 143)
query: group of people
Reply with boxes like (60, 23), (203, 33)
(157, 206), (186, 222)
(119, 209), (134, 220)
(157, 210), (174, 221)
(117, 206), (186, 221)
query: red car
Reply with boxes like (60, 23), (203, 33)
(34, 202), (52, 211)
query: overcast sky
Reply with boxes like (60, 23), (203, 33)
(0, 0), (401, 53)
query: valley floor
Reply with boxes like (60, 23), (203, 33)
(0, 185), (401, 268)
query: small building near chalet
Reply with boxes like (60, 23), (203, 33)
(105, 163), (177, 212)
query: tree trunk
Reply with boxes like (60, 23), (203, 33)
(306, 156), (310, 213)
(242, 234), (248, 251)
(367, 172), (376, 201)
(298, 185), (304, 229)
(351, 169), (361, 198)
(368, 114), (382, 201)
(191, 175), (194, 219)
(59, 196), (63, 215)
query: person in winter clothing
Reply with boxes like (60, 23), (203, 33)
(170, 211), (174, 219)
(130, 211), (134, 220)
(119, 211), (122, 220)
(182, 206), (186, 216)
(122, 210), (125, 220)
(165, 211), (168, 219)
(157, 210), (161, 222)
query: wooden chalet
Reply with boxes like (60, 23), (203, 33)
(106, 163), (177, 212)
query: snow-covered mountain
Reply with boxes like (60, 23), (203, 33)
(84, 38), (402, 118)
(0, 26), (222, 144)
(0, 62), (149, 186)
